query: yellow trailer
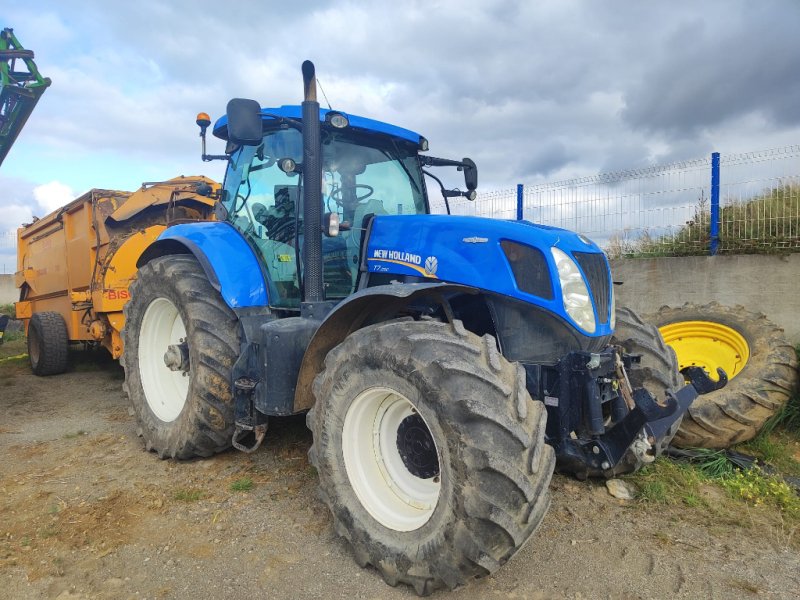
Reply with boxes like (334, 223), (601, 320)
(14, 176), (218, 374)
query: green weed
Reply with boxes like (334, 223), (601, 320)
(173, 488), (205, 502)
(719, 467), (800, 515)
(229, 477), (254, 492)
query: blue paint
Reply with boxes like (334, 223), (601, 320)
(516, 183), (524, 221)
(365, 215), (613, 337)
(710, 152), (720, 256)
(213, 105), (422, 145)
(157, 222), (268, 308)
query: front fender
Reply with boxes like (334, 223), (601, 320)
(293, 282), (477, 412)
(137, 222), (268, 308)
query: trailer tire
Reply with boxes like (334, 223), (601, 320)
(611, 307), (684, 461)
(308, 319), (555, 595)
(121, 255), (238, 459)
(28, 311), (69, 376)
(653, 302), (798, 449)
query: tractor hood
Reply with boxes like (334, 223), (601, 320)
(365, 214), (613, 337)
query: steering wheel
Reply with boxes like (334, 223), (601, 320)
(330, 184), (374, 204)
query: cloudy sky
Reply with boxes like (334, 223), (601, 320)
(2, 0), (799, 270)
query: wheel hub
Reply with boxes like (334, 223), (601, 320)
(164, 341), (190, 372)
(396, 413), (440, 479)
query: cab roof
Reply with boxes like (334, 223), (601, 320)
(213, 105), (422, 145)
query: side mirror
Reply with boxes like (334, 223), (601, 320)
(226, 98), (263, 146)
(462, 158), (478, 191)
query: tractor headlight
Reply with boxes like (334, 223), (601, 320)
(551, 247), (596, 334)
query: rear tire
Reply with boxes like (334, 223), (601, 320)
(28, 311), (69, 376)
(653, 302), (798, 448)
(308, 319), (555, 595)
(121, 255), (239, 459)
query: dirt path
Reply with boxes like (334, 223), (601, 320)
(1, 348), (798, 599)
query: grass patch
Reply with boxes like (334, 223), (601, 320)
(629, 458), (708, 507)
(719, 467), (800, 515)
(173, 488), (205, 502)
(229, 477), (254, 493)
(63, 430), (87, 439)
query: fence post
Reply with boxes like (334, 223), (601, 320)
(710, 152), (720, 255)
(516, 184), (524, 221)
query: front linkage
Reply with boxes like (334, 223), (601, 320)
(527, 346), (723, 479)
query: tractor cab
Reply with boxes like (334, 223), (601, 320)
(214, 107), (429, 307)
(207, 104), (477, 309)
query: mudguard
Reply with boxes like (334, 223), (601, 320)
(292, 282), (477, 412)
(137, 222), (268, 308)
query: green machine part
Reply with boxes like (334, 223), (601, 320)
(0, 28), (51, 167)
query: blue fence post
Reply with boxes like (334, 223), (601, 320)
(710, 152), (720, 255)
(516, 184), (524, 221)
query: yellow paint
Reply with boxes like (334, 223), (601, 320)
(14, 176), (218, 360)
(15, 301), (31, 319)
(659, 320), (750, 381)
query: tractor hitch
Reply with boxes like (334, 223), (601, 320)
(534, 347), (700, 479)
(682, 365), (728, 394)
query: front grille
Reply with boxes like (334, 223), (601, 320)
(501, 240), (554, 300)
(573, 252), (610, 324)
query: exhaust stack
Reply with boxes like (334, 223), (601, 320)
(301, 60), (323, 303)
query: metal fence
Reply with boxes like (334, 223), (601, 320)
(2, 146), (798, 265)
(445, 145), (800, 257)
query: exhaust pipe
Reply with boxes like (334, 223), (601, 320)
(301, 60), (323, 303)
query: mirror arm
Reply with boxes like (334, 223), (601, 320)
(419, 155), (469, 169)
(422, 169), (451, 215)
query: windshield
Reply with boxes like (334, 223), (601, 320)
(222, 127), (426, 308)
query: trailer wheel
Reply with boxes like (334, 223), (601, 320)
(308, 319), (554, 595)
(27, 311), (69, 376)
(654, 302), (798, 448)
(611, 308), (684, 464)
(121, 255), (239, 459)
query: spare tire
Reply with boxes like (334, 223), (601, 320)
(653, 302), (798, 449)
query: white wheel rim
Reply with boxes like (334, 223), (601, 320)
(342, 387), (441, 532)
(138, 297), (189, 422)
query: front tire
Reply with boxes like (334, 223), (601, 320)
(308, 319), (555, 595)
(121, 255), (239, 459)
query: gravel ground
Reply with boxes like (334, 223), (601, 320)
(1, 346), (798, 599)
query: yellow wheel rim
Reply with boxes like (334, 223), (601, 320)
(659, 321), (749, 382)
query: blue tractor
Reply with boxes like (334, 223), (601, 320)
(122, 62), (706, 594)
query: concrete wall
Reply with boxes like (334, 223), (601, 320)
(610, 254), (800, 344)
(0, 274), (16, 305)
(3, 256), (797, 342)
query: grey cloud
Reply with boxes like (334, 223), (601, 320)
(3, 0), (799, 217)
(622, 3), (800, 137)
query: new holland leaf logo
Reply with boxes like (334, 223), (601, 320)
(424, 256), (438, 276)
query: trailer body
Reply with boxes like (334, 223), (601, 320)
(15, 176), (217, 361)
